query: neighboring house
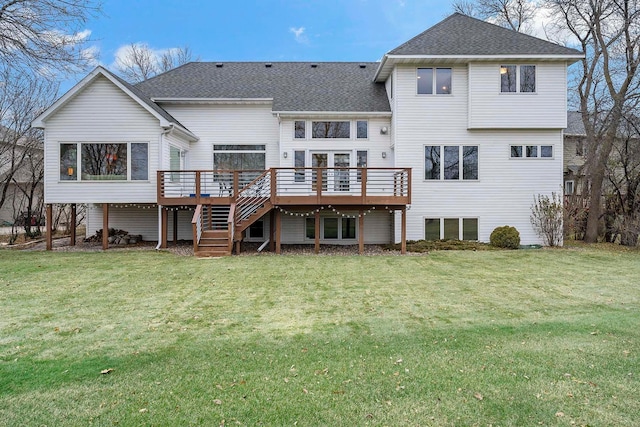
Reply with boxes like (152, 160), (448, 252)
(33, 13), (582, 254)
(563, 111), (587, 197)
(0, 126), (43, 226)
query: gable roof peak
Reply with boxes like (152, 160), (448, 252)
(387, 12), (582, 57)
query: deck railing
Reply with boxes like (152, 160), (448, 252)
(158, 168), (411, 206)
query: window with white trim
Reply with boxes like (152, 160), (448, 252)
(510, 145), (553, 159)
(425, 145), (478, 180)
(294, 121), (306, 139)
(500, 65), (536, 93)
(59, 142), (148, 181)
(305, 216), (357, 240)
(425, 218), (478, 241)
(247, 219), (264, 239)
(356, 121), (368, 139)
(564, 180), (575, 195)
(213, 145), (266, 170)
(312, 121), (350, 139)
(417, 68), (452, 94)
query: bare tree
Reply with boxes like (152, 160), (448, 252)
(603, 113), (640, 246)
(0, 0), (101, 75)
(115, 43), (197, 83)
(0, 68), (57, 212)
(452, 0), (538, 33)
(10, 132), (44, 238)
(545, 0), (640, 243)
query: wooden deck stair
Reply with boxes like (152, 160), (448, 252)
(196, 229), (232, 257)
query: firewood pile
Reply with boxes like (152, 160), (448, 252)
(84, 228), (142, 245)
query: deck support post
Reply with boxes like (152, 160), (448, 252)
(46, 204), (53, 250)
(235, 239), (241, 255)
(161, 207), (168, 249)
(70, 204), (76, 246)
(314, 209), (320, 254)
(173, 209), (178, 244)
(275, 208), (281, 254)
(269, 211), (275, 252)
(401, 207), (407, 255)
(102, 203), (109, 250)
(359, 209), (365, 254)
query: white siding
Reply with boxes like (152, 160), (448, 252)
(86, 204), (192, 241)
(468, 62), (568, 129)
(160, 103), (279, 169)
(279, 117), (393, 168)
(43, 76), (162, 204)
(280, 210), (392, 244)
(392, 64), (564, 245)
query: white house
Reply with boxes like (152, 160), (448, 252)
(33, 13), (582, 255)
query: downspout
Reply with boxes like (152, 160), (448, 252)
(156, 124), (175, 250)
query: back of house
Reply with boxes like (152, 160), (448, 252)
(33, 13), (582, 254)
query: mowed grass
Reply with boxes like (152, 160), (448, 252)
(0, 248), (638, 426)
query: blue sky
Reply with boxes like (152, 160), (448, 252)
(66, 0), (455, 88)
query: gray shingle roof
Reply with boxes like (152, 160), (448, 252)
(565, 111), (586, 135)
(135, 62), (391, 113)
(389, 13), (582, 56)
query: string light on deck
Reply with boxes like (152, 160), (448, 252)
(101, 203), (158, 209)
(275, 205), (402, 219)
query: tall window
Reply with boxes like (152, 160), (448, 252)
(294, 150), (305, 182)
(60, 144), (77, 180)
(501, 65), (536, 93)
(417, 68), (452, 94)
(312, 121), (350, 138)
(60, 142), (148, 181)
(213, 145), (266, 170)
(294, 121), (306, 139)
(425, 145), (478, 180)
(356, 121), (368, 139)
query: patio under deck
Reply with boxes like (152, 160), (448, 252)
(156, 167), (411, 255)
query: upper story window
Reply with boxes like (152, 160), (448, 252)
(294, 121), (306, 139)
(500, 65), (536, 93)
(425, 145), (478, 180)
(510, 144), (553, 159)
(59, 142), (148, 181)
(417, 68), (452, 95)
(356, 121), (368, 139)
(213, 145), (266, 170)
(311, 121), (350, 139)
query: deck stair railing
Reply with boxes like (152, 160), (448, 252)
(234, 170), (272, 234)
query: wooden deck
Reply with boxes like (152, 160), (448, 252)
(157, 167), (411, 207)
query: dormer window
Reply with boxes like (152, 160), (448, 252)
(417, 68), (452, 95)
(500, 65), (536, 93)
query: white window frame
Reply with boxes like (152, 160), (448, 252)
(424, 217), (479, 241)
(424, 145), (479, 181)
(246, 218), (266, 240)
(500, 64), (537, 94)
(311, 121), (351, 139)
(356, 120), (368, 139)
(294, 120), (306, 139)
(304, 216), (358, 241)
(564, 180), (575, 195)
(417, 67), (452, 95)
(510, 144), (554, 159)
(59, 141), (149, 182)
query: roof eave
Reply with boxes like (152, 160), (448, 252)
(273, 111), (392, 118)
(374, 53), (584, 82)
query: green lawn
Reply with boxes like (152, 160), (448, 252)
(0, 247), (638, 426)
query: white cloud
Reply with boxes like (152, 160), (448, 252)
(289, 26), (308, 44)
